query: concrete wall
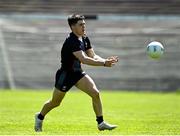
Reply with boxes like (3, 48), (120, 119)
(0, 15), (180, 91)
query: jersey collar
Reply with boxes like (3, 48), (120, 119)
(70, 32), (79, 39)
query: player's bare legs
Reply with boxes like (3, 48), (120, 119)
(75, 74), (117, 130)
(34, 88), (66, 132)
(40, 88), (66, 116)
(76, 74), (102, 116)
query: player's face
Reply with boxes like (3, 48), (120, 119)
(72, 20), (86, 36)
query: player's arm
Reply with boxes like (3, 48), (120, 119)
(86, 48), (119, 63)
(85, 48), (105, 61)
(73, 50), (115, 67)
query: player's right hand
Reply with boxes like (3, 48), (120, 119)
(104, 56), (118, 67)
(107, 56), (119, 63)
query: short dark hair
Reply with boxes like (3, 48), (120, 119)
(68, 14), (85, 27)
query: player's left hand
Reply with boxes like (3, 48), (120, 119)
(107, 56), (119, 63)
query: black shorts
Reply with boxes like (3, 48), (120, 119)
(55, 68), (86, 92)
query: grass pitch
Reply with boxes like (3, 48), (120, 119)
(0, 89), (180, 135)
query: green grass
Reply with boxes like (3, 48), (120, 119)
(0, 89), (180, 135)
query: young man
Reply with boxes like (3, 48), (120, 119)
(34, 14), (118, 132)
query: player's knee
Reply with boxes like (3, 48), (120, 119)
(91, 89), (100, 100)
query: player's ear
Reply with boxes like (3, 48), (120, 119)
(71, 24), (75, 30)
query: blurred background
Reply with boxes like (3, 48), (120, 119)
(0, 0), (180, 91)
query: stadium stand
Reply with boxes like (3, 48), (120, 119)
(0, 0), (180, 14)
(0, 0), (180, 91)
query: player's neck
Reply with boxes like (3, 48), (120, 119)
(72, 31), (83, 38)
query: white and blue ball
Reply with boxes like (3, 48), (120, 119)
(147, 41), (164, 59)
